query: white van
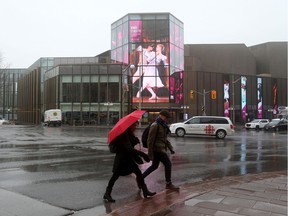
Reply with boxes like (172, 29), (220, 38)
(0, 117), (6, 125)
(169, 116), (234, 139)
(44, 109), (62, 127)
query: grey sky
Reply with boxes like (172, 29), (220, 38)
(0, 0), (287, 68)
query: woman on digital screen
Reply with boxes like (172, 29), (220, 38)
(135, 44), (167, 100)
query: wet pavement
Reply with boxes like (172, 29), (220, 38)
(0, 124), (287, 215)
(0, 170), (286, 216)
(76, 171), (287, 216)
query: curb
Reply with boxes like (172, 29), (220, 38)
(154, 170), (287, 216)
(104, 170), (287, 216)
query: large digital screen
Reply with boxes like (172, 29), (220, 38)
(130, 43), (170, 103)
(241, 76), (247, 122)
(169, 71), (183, 104)
(224, 78), (230, 117)
(257, 77), (263, 118)
(111, 16), (184, 104)
(130, 21), (142, 42)
(129, 19), (183, 104)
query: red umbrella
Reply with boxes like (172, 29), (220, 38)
(108, 110), (146, 143)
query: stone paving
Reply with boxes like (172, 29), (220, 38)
(99, 171), (287, 216)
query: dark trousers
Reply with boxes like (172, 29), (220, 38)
(142, 151), (172, 183)
(107, 166), (145, 188)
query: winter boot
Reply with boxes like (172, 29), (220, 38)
(140, 184), (156, 198)
(166, 182), (180, 190)
(103, 187), (115, 202)
(136, 179), (141, 190)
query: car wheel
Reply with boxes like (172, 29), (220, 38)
(175, 128), (185, 137)
(216, 130), (226, 139)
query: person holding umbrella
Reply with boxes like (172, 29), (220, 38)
(103, 110), (156, 203)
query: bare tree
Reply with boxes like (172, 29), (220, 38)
(0, 52), (9, 118)
(0, 52), (9, 74)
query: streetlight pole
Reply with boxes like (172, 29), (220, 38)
(232, 80), (235, 124)
(191, 89), (211, 116)
(138, 67), (142, 127)
(107, 102), (110, 126)
(122, 64), (135, 118)
(232, 75), (241, 124)
(7, 108), (10, 120)
(203, 89), (206, 116)
(122, 65), (144, 127)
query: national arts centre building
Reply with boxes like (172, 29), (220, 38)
(11, 13), (287, 125)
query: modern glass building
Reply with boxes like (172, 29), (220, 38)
(17, 57), (101, 124)
(9, 13), (287, 125)
(111, 13), (184, 121)
(44, 63), (124, 125)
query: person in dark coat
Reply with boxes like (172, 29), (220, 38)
(103, 122), (156, 202)
(142, 110), (179, 190)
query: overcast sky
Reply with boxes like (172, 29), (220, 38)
(0, 0), (287, 68)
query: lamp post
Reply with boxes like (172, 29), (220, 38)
(190, 89), (211, 116)
(123, 75), (144, 127)
(203, 89), (207, 116)
(122, 64), (135, 118)
(7, 108), (10, 120)
(232, 75), (241, 124)
(137, 67), (142, 127)
(105, 102), (113, 126)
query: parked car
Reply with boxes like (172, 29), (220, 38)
(169, 116), (234, 139)
(264, 119), (288, 132)
(245, 119), (269, 130)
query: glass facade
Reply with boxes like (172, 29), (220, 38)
(44, 64), (123, 126)
(111, 13), (184, 107)
(28, 57), (99, 113)
(0, 69), (27, 121)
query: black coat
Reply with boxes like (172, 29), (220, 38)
(112, 131), (144, 176)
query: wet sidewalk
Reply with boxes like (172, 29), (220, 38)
(0, 171), (286, 216)
(89, 170), (287, 216)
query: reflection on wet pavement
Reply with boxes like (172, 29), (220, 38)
(0, 125), (286, 211)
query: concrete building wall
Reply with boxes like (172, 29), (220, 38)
(183, 43), (287, 123)
(184, 44), (256, 75)
(249, 42), (288, 79)
(17, 69), (41, 124)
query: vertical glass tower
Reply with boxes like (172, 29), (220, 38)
(111, 13), (184, 107)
